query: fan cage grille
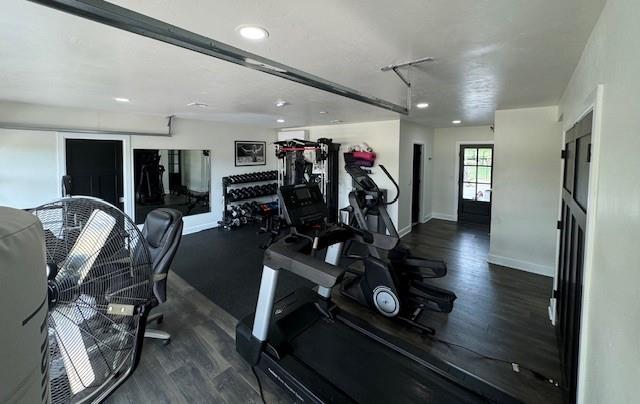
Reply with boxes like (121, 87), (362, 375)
(32, 197), (153, 404)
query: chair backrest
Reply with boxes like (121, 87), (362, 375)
(142, 208), (184, 303)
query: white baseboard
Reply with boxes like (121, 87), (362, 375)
(430, 212), (457, 222)
(398, 224), (412, 238)
(548, 297), (557, 325)
(420, 213), (433, 223)
(487, 253), (554, 277)
(183, 221), (217, 235)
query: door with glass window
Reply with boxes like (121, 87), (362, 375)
(458, 145), (493, 224)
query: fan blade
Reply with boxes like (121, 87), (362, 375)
(61, 208), (116, 282)
(51, 298), (97, 395)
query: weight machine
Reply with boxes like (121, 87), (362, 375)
(274, 137), (341, 223)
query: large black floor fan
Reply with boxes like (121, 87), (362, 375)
(32, 197), (155, 403)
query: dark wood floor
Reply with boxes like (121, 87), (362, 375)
(335, 220), (563, 403)
(107, 219), (562, 404)
(106, 271), (293, 404)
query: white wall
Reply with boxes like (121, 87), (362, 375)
(0, 129), (59, 208)
(560, 0), (640, 402)
(0, 101), (168, 133)
(293, 120), (401, 227)
(0, 102), (277, 233)
(398, 120), (434, 235)
(132, 118), (276, 233)
(488, 106), (562, 277)
(431, 126), (494, 220)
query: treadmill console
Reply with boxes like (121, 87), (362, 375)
(278, 184), (327, 227)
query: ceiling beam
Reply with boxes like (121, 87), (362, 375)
(28, 0), (408, 115)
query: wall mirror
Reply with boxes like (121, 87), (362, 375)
(133, 149), (211, 224)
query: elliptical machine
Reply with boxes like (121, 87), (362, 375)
(340, 163), (457, 334)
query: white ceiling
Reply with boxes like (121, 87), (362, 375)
(0, 0), (605, 129)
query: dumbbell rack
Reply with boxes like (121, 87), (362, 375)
(221, 170), (279, 230)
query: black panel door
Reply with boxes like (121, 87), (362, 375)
(458, 145), (493, 224)
(556, 111), (592, 404)
(65, 139), (124, 210)
(411, 144), (422, 225)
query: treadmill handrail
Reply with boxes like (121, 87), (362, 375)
(264, 237), (345, 288)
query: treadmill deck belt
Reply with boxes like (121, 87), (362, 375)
(290, 317), (486, 403)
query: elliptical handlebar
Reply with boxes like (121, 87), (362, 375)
(338, 222), (374, 244)
(378, 164), (400, 206)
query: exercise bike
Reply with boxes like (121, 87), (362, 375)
(340, 163), (457, 335)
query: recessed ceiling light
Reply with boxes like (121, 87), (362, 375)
(236, 25), (269, 41)
(330, 119), (343, 124)
(416, 102), (430, 109)
(276, 119), (285, 123)
(187, 102), (209, 108)
(319, 111), (328, 114)
(452, 120), (462, 124)
(275, 100), (288, 107)
(114, 97), (130, 103)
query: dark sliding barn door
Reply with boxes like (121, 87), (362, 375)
(556, 111), (592, 403)
(65, 139), (124, 210)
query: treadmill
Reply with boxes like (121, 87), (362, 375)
(236, 183), (521, 404)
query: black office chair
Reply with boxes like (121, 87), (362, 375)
(142, 208), (184, 344)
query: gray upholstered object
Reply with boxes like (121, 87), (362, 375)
(0, 207), (48, 404)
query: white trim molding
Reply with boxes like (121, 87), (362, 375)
(56, 132), (134, 219)
(430, 212), (457, 221)
(488, 253), (554, 277)
(183, 221), (218, 235)
(398, 224), (412, 238)
(575, 84), (604, 404)
(420, 213), (433, 223)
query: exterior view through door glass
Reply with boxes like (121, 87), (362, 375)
(458, 145), (493, 224)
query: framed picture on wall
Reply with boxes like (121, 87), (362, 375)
(235, 141), (266, 166)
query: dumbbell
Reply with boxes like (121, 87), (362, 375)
(227, 206), (237, 218)
(266, 184), (275, 195)
(240, 203), (252, 215)
(231, 189), (243, 201)
(240, 187), (250, 199)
